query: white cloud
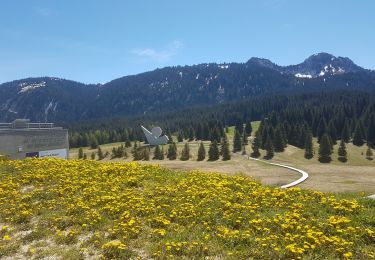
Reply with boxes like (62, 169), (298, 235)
(34, 7), (53, 17)
(130, 40), (184, 62)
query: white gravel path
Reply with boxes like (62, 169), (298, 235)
(247, 156), (309, 189)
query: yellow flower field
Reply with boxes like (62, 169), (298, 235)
(0, 158), (374, 259)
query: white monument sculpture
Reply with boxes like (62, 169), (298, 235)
(141, 125), (169, 146)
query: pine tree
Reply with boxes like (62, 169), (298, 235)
(83, 153), (87, 160)
(143, 147), (150, 161)
(337, 140), (347, 162)
(264, 135), (274, 160)
(233, 130), (242, 153)
(97, 146), (104, 160)
(366, 145), (373, 160)
(316, 118), (327, 143)
(327, 121), (337, 144)
(89, 135), (99, 149)
(188, 127), (195, 141)
(208, 141), (219, 161)
(242, 130), (248, 145)
(304, 132), (314, 159)
(319, 133), (332, 163)
(222, 138), (231, 160)
(160, 146), (165, 160)
(153, 145), (163, 160)
(251, 133), (261, 158)
(125, 139), (132, 148)
(167, 142), (177, 160)
(177, 132), (183, 142)
(91, 152), (96, 160)
(352, 123), (364, 146)
(366, 115), (375, 148)
(197, 142), (206, 161)
(341, 120), (351, 143)
(180, 143), (190, 161)
(273, 127), (285, 152)
(245, 121), (252, 137)
(78, 147), (84, 159)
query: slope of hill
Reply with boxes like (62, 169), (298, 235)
(0, 53), (374, 123)
(0, 158), (374, 259)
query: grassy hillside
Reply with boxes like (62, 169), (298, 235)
(0, 159), (374, 259)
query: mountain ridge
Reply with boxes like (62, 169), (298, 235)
(0, 53), (374, 123)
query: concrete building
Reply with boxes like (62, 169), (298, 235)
(0, 119), (69, 159)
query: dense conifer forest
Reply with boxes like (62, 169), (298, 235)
(68, 90), (375, 156)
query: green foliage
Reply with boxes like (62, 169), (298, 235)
(78, 148), (84, 159)
(177, 132), (183, 142)
(319, 133), (332, 163)
(251, 134), (261, 158)
(233, 130), (242, 153)
(264, 135), (274, 160)
(221, 138), (231, 161)
(353, 122), (365, 146)
(153, 146), (164, 160)
(97, 146), (104, 160)
(245, 121), (252, 136)
(167, 143), (177, 160)
(208, 141), (219, 161)
(304, 132), (314, 159)
(180, 143), (190, 161)
(273, 127), (285, 152)
(337, 140), (347, 162)
(197, 142), (206, 161)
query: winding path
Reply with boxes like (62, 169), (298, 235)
(247, 156), (375, 199)
(247, 156), (309, 189)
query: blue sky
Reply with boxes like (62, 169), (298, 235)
(0, 0), (374, 84)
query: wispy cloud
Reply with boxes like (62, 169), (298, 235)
(34, 7), (53, 17)
(130, 40), (184, 62)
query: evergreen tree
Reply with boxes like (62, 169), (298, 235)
(83, 153), (87, 160)
(97, 146), (104, 160)
(235, 121), (244, 134)
(366, 115), (375, 148)
(125, 139), (131, 148)
(341, 120), (351, 143)
(180, 143), (190, 161)
(188, 127), (195, 141)
(197, 142), (206, 161)
(222, 138), (231, 160)
(177, 132), (183, 142)
(327, 121), (337, 144)
(78, 147), (84, 159)
(366, 145), (373, 160)
(304, 132), (314, 159)
(160, 146), (165, 160)
(251, 133), (261, 158)
(337, 140), (347, 162)
(242, 130), (248, 145)
(319, 133), (332, 163)
(352, 123), (364, 146)
(208, 141), (220, 161)
(143, 147), (150, 161)
(153, 145), (163, 160)
(91, 152), (96, 160)
(264, 135), (274, 160)
(233, 130), (242, 153)
(245, 121), (252, 137)
(273, 127), (285, 152)
(167, 142), (177, 160)
(89, 135), (99, 149)
(210, 127), (221, 143)
(316, 118), (327, 142)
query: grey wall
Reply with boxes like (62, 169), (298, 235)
(0, 128), (69, 159)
